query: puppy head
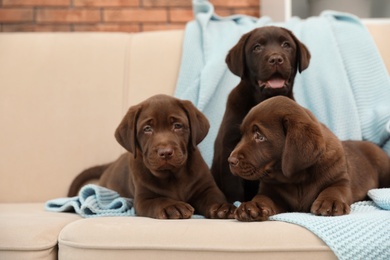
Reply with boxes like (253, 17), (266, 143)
(228, 96), (325, 182)
(226, 26), (310, 98)
(115, 94), (209, 176)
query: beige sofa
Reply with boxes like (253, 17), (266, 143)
(1, 21), (389, 260)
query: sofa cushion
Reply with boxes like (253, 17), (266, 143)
(0, 203), (80, 260)
(59, 217), (336, 260)
(365, 21), (390, 73)
(0, 30), (184, 203)
(0, 33), (129, 202)
(125, 30), (184, 107)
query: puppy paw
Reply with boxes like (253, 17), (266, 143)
(158, 202), (195, 219)
(235, 201), (275, 222)
(311, 198), (350, 216)
(208, 203), (236, 219)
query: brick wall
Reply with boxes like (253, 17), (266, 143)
(0, 0), (260, 32)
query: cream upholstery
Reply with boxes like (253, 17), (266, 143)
(0, 204), (80, 260)
(0, 23), (388, 259)
(365, 21), (390, 73)
(59, 218), (333, 260)
(0, 31), (182, 203)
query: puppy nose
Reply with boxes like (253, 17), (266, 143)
(158, 148), (174, 159)
(268, 54), (284, 65)
(228, 156), (239, 167)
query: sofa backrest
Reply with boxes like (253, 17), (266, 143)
(1, 22), (389, 203)
(364, 21), (390, 73)
(0, 31), (184, 202)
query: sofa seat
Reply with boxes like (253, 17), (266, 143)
(0, 203), (80, 260)
(58, 217), (335, 260)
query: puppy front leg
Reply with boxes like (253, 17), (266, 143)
(311, 185), (352, 216)
(235, 195), (281, 222)
(192, 186), (236, 219)
(135, 196), (194, 219)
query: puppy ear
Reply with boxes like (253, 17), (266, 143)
(225, 31), (252, 77)
(115, 105), (141, 157)
(282, 28), (311, 73)
(180, 100), (210, 149)
(281, 109), (325, 178)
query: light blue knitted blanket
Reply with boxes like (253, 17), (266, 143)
(45, 184), (206, 218)
(269, 189), (390, 260)
(45, 184), (135, 217)
(175, 0), (390, 167)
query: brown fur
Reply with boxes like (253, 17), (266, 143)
(211, 26), (311, 203)
(229, 96), (390, 221)
(68, 94), (235, 219)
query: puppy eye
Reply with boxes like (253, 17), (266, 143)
(282, 41), (291, 48)
(143, 125), (153, 133)
(173, 123), (183, 130)
(253, 44), (263, 52)
(254, 131), (267, 142)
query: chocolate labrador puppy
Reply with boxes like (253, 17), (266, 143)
(212, 26), (311, 203)
(68, 94), (235, 219)
(229, 96), (390, 221)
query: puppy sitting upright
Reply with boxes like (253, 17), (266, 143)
(229, 96), (390, 221)
(212, 26), (311, 203)
(69, 94), (235, 219)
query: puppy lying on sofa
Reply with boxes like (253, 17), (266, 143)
(228, 96), (390, 221)
(69, 94), (235, 219)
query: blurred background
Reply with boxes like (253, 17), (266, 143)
(0, 0), (259, 32)
(0, 0), (388, 33)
